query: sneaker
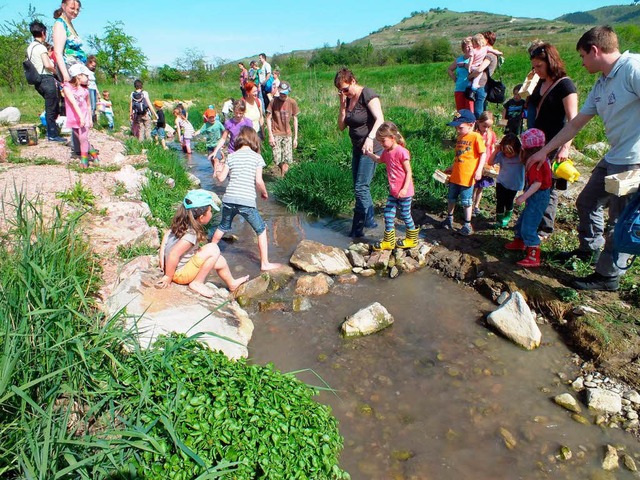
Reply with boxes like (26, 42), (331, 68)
(440, 216), (454, 230)
(555, 248), (601, 264)
(573, 272), (619, 292)
(47, 136), (67, 143)
(459, 223), (474, 236)
(472, 207), (481, 217)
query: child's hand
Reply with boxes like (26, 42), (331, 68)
(444, 166), (453, 174)
(474, 170), (483, 181)
(261, 191), (268, 200)
(515, 195), (525, 206)
(398, 188), (408, 198)
(156, 275), (171, 288)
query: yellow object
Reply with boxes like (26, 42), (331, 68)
(553, 160), (580, 183)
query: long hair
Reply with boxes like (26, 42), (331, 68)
(477, 111), (494, 125)
(54, 0), (80, 19)
(529, 43), (567, 80)
(334, 68), (356, 88)
(499, 133), (521, 158)
(234, 126), (261, 153)
(170, 204), (209, 243)
(376, 121), (405, 147)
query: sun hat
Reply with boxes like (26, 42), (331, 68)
(204, 108), (217, 118)
(68, 63), (91, 78)
(279, 81), (291, 95)
(153, 100), (163, 108)
(183, 189), (220, 211)
(521, 128), (546, 149)
(447, 109), (476, 126)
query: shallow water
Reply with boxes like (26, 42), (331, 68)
(188, 152), (638, 479)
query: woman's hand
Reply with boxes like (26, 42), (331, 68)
(362, 137), (374, 154)
(556, 144), (571, 161)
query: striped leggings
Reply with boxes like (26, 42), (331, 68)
(383, 195), (415, 231)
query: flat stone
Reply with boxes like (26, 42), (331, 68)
(267, 265), (295, 291)
(602, 445), (619, 471)
(400, 257), (419, 272)
(554, 393), (582, 413)
(346, 250), (366, 268)
(292, 296), (312, 312)
(341, 302), (394, 337)
(233, 274), (270, 306)
(487, 292), (541, 350)
(587, 388), (622, 414)
(623, 454), (637, 472)
(290, 240), (352, 275)
(623, 390), (640, 404)
(360, 268), (376, 277)
(337, 273), (358, 284)
(295, 273), (331, 296)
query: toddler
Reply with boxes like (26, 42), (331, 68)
(469, 33), (503, 90)
(195, 108), (225, 159)
(62, 63), (98, 167)
(152, 100), (167, 149)
(472, 111), (497, 217)
(487, 133), (524, 228)
(174, 106), (195, 154)
(98, 89), (114, 130)
(86, 55), (98, 122)
(503, 85), (526, 135)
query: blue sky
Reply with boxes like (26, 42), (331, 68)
(0, 1), (625, 67)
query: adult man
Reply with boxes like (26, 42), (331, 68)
(258, 53), (272, 110)
(28, 21), (65, 142)
(529, 26), (640, 291)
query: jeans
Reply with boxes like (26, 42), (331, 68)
(447, 182), (474, 207)
(89, 88), (97, 120)
(352, 150), (376, 217)
(35, 75), (59, 139)
(576, 159), (640, 277)
(514, 188), (551, 247)
(217, 202), (266, 235)
(473, 86), (487, 119)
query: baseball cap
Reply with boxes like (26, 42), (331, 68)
(521, 128), (546, 149)
(447, 109), (476, 127)
(183, 189), (220, 211)
(204, 108), (217, 118)
(279, 81), (291, 95)
(153, 100), (164, 108)
(68, 63), (91, 78)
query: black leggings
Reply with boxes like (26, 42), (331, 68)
(496, 182), (518, 215)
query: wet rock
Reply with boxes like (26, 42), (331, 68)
(400, 257), (419, 272)
(391, 450), (414, 461)
(623, 453), (638, 472)
(366, 250), (391, 270)
(389, 266), (400, 279)
(558, 445), (572, 461)
(186, 172), (201, 186)
(554, 393), (582, 413)
(267, 265), (295, 290)
(221, 233), (239, 242)
(341, 302), (394, 337)
(352, 267), (363, 274)
(602, 445), (619, 471)
(623, 390), (640, 404)
(290, 239), (351, 274)
(348, 242), (370, 255)
(587, 388), (622, 414)
(496, 291), (509, 305)
(499, 427), (517, 449)
(572, 377), (585, 391)
(292, 296), (311, 312)
(486, 292), (541, 350)
(233, 274), (270, 306)
(571, 413), (590, 425)
(360, 268), (377, 277)
(0, 107), (21, 124)
(337, 273), (358, 284)
(346, 249), (366, 268)
(258, 300), (287, 312)
(627, 410), (638, 420)
(295, 273), (331, 296)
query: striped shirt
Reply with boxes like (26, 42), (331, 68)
(222, 148), (266, 208)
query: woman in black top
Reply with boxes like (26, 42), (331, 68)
(335, 68), (385, 237)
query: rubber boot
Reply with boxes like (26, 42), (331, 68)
(396, 227), (420, 249)
(349, 210), (366, 238)
(80, 155), (89, 168)
(373, 229), (395, 251)
(88, 148), (100, 164)
(364, 205), (378, 229)
(501, 210), (513, 228)
(493, 213), (505, 229)
(505, 238), (526, 251)
(517, 246), (541, 268)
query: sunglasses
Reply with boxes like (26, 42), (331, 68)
(530, 46), (546, 59)
(337, 86), (350, 94)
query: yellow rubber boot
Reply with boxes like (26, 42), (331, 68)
(396, 227), (420, 249)
(373, 229), (395, 251)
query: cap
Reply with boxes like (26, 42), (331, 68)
(447, 109), (476, 127)
(521, 128), (546, 149)
(279, 81), (290, 95)
(68, 63), (91, 78)
(204, 108), (217, 118)
(153, 100), (164, 108)
(183, 189), (220, 211)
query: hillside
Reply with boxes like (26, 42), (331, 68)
(558, 4), (640, 25)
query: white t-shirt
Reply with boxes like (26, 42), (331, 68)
(27, 41), (50, 76)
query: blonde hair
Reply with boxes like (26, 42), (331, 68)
(375, 121), (405, 147)
(169, 204), (210, 244)
(477, 111), (494, 126)
(472, 33), (486, 48)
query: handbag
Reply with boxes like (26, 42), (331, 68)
(464, 86), (476, 102)
(485, 70), (506, 104)
(23, 44), (43, 85)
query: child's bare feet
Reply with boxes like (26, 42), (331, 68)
(261, 262), (283, 272)
(228, 275), (250, 293)
(188, 281), (216, 298)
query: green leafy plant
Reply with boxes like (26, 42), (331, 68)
(56, 181), (96, 208)
(117, 243), (157, 260)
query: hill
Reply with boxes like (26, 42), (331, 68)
(558, 4), (640, 25)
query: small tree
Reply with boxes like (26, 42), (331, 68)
(87, 21), (146, 84)
(174, 48), (208, 82)
(0, 6), (38, 92)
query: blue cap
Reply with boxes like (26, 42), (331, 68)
(447, 109), (476, 126)
(183, 189), (220, 211)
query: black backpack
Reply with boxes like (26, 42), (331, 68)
(24, 44), (43, 85)
(485, 70), (506, 104)
(131, 91), (148, 115)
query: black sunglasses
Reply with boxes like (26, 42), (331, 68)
(530, 46), (546, 59)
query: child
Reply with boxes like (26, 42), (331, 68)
(487, 133), (524, 228)
(505, 129), (552, 267)
(208, 99), (253, 163)
(152, 100), (167, 149)
(502, 85), (526, 135)
(86, 55), (98, 123)
(469, 33), (503, 91)
(366, 122), (418, 250)
(62, 63), (98, 167)
(158, 189), (249, 297)
(173, 106), (195, 154)
(221, 98), (235, 123)
(130, 79), (156, 141)
(266, 81), (299, 177)
(195, 108), (225, 160)
(472, 111), (497, 217)
(441, 109), (486, 236)
(210, 127), (282, 271)
(98, 89), (114, 130)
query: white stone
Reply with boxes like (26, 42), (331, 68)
(586, 388), (622, 414)
(572, 377), (585, 391)
(486, 292), (541, 350)
(341, 302), (394, 337)
(623, 390), (640, 404)
(554, 393), (582, 413)
(602, 445), (619, 471)
(0, 107), (21, 124)
(290, 239), (352, 275)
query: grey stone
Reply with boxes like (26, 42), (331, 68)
(347, 242), (370, 255)
(295, 273), (331, 296)
(587, 388), (622, 414)
(341, 302), (394, 337)
(389, 266), (400, 279)
(487, 292), (541, 350)
(496, 291), (509, 305)
(584, 381), (598, 388)
(623, 454), (637, 472)
(400, 257), (419, 272)
(554, 393), (582, 413)
(337, 274), (358, 285)
(290, 240), (352, 275)
(292, 296), (312, 312)
(572, 377), (585, 391)
(623, 390), (640, 404)
(602, 445), (619, 471)
(352, 267), (363, 274)
(233, 274), (270, 305)
(267, 265), (295, 291)
(627, 410), (638, 420)
(347, 250), (366, 268)
(360, 268), (376, 277)
(113, 164), (149, 198)
(0, 107), (21, 124)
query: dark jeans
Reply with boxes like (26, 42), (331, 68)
(352, 150), (376, 216)
(35, 75), (59, 139)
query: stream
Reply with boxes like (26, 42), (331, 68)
(186, 151), (637, 479)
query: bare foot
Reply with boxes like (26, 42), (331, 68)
(188, 281), (216, 298)
(261, 262), (283, 272)
(228, 275), (250, 293)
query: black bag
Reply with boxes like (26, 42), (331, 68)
(485, 71), (506, 104)
(23, 45), (42, 85)
(131, 91), (149, 115)
(464, 86), (476, 102)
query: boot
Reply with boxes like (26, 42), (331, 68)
(349, 210), (366, 238)
(505, 238), (526, 251)
(373, 229), (395, 251)
(88, 148), (100, 163)
(493, 213), (505, 229)
(501, 210), (513, 228)
(396, 227), (420, 249)
(517, 246), (541, 268)
(80, 155), (89, 168)
(364, 206), (378, 229)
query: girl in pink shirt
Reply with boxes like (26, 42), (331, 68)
(63, 63), (98, 167)
(367, 121), (419, 250)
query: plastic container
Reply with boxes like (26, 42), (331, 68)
(9, 126), (39, 146)
(552, 160), (580, 183)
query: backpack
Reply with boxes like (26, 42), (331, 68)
(485, 70), (506, 104)
(264, 76), (274, 94)
(613, 187), (640, 269)
(24, 44), (42, 85)
(131, 91), (148, 115)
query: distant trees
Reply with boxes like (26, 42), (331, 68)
(87, 21), (146, 83)
(0, 6), (37, 91)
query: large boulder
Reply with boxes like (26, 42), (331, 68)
(486, 292), (541, 350)
(105, 266), (254, 359)
(290, 240), (351, 275)
(114, 165), (149, 199)
(0, 107), (21, 124)
(341, 302), (394, 337)
(586, 388), (622, 414)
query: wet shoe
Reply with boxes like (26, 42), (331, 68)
(573, 272), (619, 292)
(459, 223), (473, 236)
(440, 216), (454, 230)
(555, 248), (601, 264)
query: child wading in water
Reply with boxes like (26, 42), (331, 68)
(505, 129), (552, 267)
(173, 106), (195, 154)
(63, 63), (98, 167)
(208, 99), (253, 163)
(210, 127), (281, 271)
(366, 121), (418, 250)
(158, 189), (249, 297)
(472, 111), (497, 217)
(487, 133), (524, 228)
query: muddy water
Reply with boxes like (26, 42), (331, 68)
(188, 153), (637, 479)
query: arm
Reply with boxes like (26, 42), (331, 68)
(293, 114), (298, 149)
(157, 238), (193, 288)
(52, 21), (70, 82)
(468, 57), (490, 79)
(144, 92), (157, 120)
(554, 92), (579, 161)
(487, 46), (502, 56)
(255, 167), (268, 199)
(398, 159), (413, 198)
(362, 96), (384, 154)
(129, 94), (133, 119)
(447, 59), (457, 81)
(266, 112), (275, 146)
(474, 151), (487, 181)
(527, 112), (594, 167)
(516, 182), (541, 205)
(208, 130), (228, 163)
(486, 148), (499, 166)
(337, 92), (347, 131)
(214, 161), (229, 182)
(40, 49), (55, 73)
(366, 151), (382, 162)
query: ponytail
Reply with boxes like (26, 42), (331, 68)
(54, 7), (63, 18)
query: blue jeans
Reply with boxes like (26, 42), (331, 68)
(514, 188), (551, 247)
(217, 202), (266, 235)
(473, 86), (487, 119)
(447, 183), (474, 207)
(352, 150), (376, 216)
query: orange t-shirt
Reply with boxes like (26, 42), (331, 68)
(449, 131), (486, 187)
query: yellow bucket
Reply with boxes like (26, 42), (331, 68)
(553, 160), (580, 183)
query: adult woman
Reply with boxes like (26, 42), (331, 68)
(335, 68), (385, 237)
(468, 31), (499, 118)
(527, 42), (578, 238)
(52, 0), (86, 83)
(447, 37), (474, 112)
(242, 81), (264, 136)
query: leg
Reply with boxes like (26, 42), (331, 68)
(538, 186), (558, 235)
(474, 86), (487, 118)
(281, 135), (293, 177)
(212, 254), (249, 292)
(518, 189), (551, 248)
(382, 195), (397, 232)
(350, 151), (376, 237)
(273, 135), (283, 176)
(77, 127), (90, 167)
(211, 203), (236, 244)
(240, 206), (281, 270)
(37, 77), (60, 139)
(576, 159), (610, 252)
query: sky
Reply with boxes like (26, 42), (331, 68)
(0, 1), (626, 67)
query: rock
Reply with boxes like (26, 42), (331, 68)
(573, 305), (600, 316)
(602, 445), (619, 471)
(572, 377), (585, 391)
(623, 453), (638, 472)
(584, 141), (610, 157)
(389, 266), (400, 279)
(571, 414), (590, 425)
(584, 381), (598, 388)
(113, 165), (149, 198)
(292, 296), (312, 312)
(346, 250), (366, 268)
(233, 274), (270, 306)
(486, 292), (541, 350)
(360, 268), (376, 277)
(348, 242), (370, 255)
(105, 267), (253, 359)
(267, 265), (295, 291)
(366, 250), (391, 270)
(499, 427), (517, 449)
(295, 273), (331, 296)
(558, 445), (572, 460)
(623, 390), (640, 404)
(352, 267), (363, 274)
(258, 300), (287, 312)
(222, 233), (239, 242)
(0, 107), (21, 124)
(626, 410), (638, 420)
(337, 274), (358, 285)
(587, 388), (622, 414)
(419, 243), (433, 256)
(496, 291), (509, 305)
(554, 393), (582, 413)
(290, 240), (352, 275)
(186, 171), (201, 186)
(400, 256), (419, 272)
(341, 302), (394, 337)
